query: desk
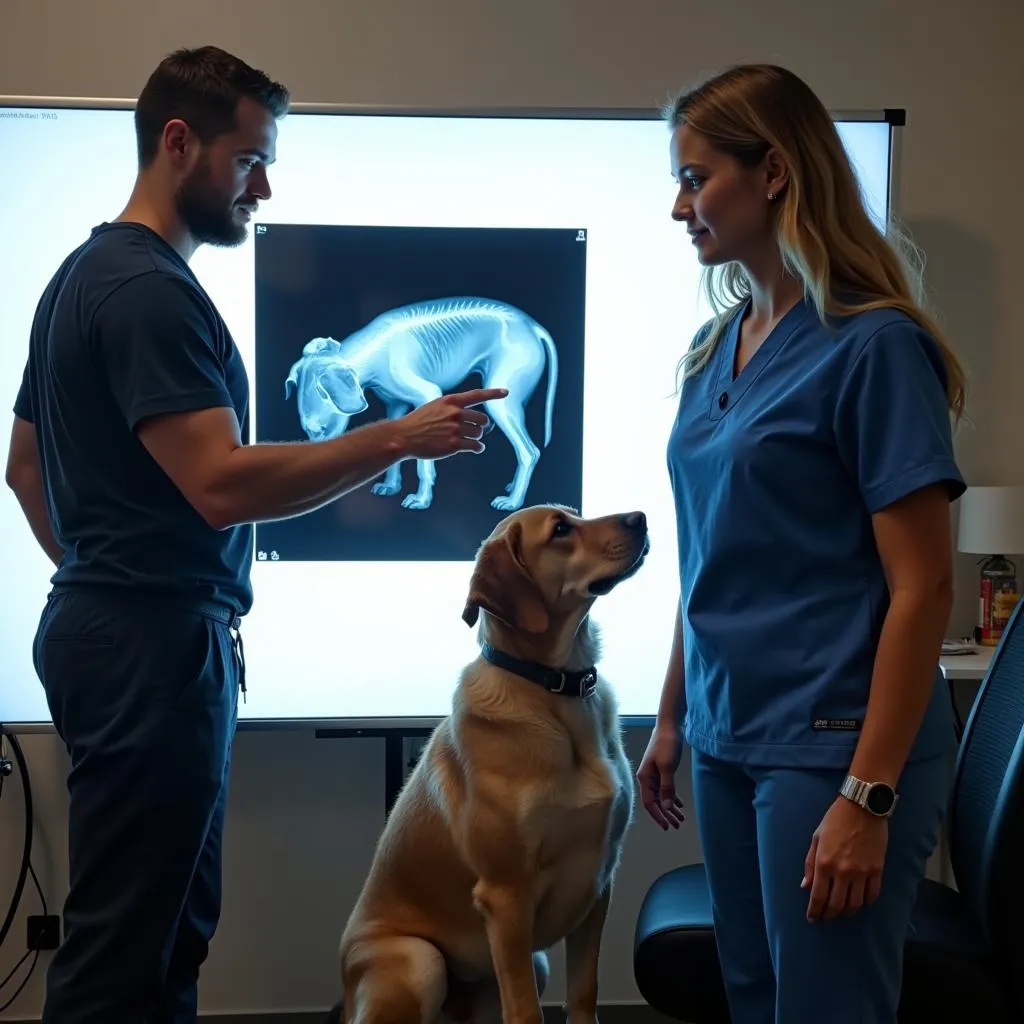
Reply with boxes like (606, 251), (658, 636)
(940, 646), (994, 682)
(939, 646), (993, 749)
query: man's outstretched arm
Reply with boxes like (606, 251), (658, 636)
(135, 388), (504, 531)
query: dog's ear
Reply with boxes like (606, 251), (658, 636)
(462, 522), (550, 634)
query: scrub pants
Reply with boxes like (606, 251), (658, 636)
(32, 587), (244, 1024)
(690, 747), (950, 1024)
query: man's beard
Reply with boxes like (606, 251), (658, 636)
(175, 160), (247, 248)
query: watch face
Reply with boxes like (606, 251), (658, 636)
(866, 783), (896, 815)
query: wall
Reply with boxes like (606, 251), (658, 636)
(1, 0), (1022, 1016)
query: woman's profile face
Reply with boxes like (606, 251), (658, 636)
(669, 124), (775, 268)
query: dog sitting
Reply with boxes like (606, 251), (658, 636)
(331, 503), (648, 1024)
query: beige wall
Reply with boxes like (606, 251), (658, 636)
(1, 0), (1021, 1016)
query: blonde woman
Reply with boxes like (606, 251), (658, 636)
(637, 64), (966, 1023)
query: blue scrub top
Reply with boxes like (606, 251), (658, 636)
(667, 297), (965, 769)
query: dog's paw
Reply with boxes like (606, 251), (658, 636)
(491, 495), (523, 511)
(402, 493), (433, 510)
(371, 482), (400, 497)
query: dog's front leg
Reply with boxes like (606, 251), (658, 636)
(562, 886), (611, 1024)
(400, 456), (437, 510)
(472, 880), (543, 1024)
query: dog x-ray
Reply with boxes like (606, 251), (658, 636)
(253, 224), (586, 562)
(284, 298), (559, 513)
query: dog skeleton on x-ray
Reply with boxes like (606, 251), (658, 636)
(284, 297), (560, 511)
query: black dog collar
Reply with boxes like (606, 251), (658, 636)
(480, 642), (598, 699)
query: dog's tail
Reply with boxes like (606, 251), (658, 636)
(533, 323), (558, 447)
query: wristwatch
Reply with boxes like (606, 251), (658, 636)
(840, 774), (899, 818)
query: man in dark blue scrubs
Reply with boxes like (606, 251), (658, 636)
(4, 45), (504, 1024)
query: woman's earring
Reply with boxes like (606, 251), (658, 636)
(767, 191), (777, 201)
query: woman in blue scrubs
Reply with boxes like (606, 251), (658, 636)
(636, 63), (967, 1024)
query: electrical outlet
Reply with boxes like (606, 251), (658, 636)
(27, 914), (60, 950)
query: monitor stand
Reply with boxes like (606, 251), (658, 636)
(314, 727), (433, 815)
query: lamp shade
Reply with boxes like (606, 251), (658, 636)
(957, 486), (1024, 555)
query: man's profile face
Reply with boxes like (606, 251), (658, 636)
(174, 96), (278, 248)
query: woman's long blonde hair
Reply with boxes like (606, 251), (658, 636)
(665, 63), (967, 421)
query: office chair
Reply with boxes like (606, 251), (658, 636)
(633, 597), (1024, 1023)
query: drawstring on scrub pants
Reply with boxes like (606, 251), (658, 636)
(230, 616), (246, 703)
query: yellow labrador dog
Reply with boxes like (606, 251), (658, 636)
(333, 504), (648, 1024)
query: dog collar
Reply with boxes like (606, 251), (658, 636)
(479, 642), (598, 699)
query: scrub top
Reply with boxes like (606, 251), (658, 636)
(667, 297), (965, 769)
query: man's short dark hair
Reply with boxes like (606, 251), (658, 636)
(134, 46), (290, 166)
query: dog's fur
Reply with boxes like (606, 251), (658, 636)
(332, 504), (647, 1024)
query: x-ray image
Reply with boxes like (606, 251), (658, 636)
(253, 224), (586, 563)
(285, 298), (559, 514)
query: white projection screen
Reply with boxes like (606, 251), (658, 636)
(0, 99), (903, 732)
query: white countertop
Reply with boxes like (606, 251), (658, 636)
(939, 645), (995, 681)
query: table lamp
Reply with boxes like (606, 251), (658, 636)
(957, 485), (1024, 646)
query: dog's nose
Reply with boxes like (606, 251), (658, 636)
(621, 511), (646, 532)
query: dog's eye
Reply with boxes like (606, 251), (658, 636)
(551, 520), (573, 539)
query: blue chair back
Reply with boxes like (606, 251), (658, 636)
(947, 596), (1024, 1008)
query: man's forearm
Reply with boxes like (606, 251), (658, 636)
(207, 418), (408, 529)
(847, 585), (953, 788)
(9, 471), (62, 567)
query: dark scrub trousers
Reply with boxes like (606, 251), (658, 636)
(14, 220), (255, 1023)
(34, 588), (245, 1023)
(666, 298), (966, 1023)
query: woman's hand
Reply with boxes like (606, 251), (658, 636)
(637, 723), (686, 830)
(802, 796), (889, 921)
